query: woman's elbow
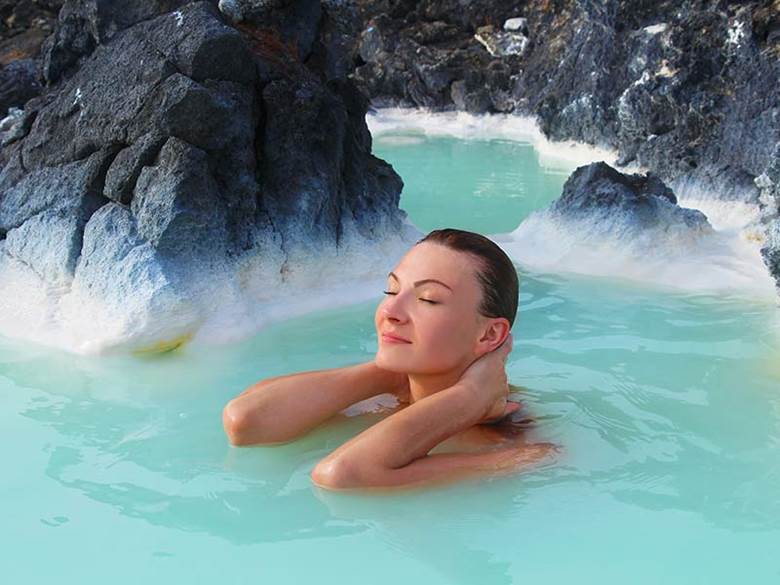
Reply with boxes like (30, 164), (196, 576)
(223, 397), (297, 446)
(311, 456), (365, 490)
(223, 399), (258, 446)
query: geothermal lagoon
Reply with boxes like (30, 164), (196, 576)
(2, 112), (778, 584)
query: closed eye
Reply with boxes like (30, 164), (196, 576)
(382, 291), (438, 304)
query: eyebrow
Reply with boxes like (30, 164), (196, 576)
(388, 271), (453, 291)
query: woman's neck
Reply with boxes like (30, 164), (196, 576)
(407, 366), (469, 404)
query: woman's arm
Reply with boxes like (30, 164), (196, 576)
(311, 335), (556, 490)
(310, 378), (554, 490)
(223, 361), (407, 446)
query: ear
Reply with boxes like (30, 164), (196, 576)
(474, 318), (511, 356)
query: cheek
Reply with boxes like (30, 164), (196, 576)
(416, 311), (474, 358)
(373, 302), (475, 372)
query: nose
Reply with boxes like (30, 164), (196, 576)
(381, 291), (409, 324)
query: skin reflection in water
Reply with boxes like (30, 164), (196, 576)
(311, 477), (519, 585)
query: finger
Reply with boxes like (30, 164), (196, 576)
(482, 401), (522, 426)
(504, 402), (521, 416)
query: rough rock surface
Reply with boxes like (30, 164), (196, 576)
(0, 0), (411, 351)
(509, 162), (717, 278)
(0, 58), (40, 113)
(0, 0), (63, 114)
(502, 161), (766, 295)
(351, 0), (780, 295)
(351, 1), (780, 185)
(755, 143), (780, 288)
(549, 162), (711, 234)
(1, 1), (62, 42)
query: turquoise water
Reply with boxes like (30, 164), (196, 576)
(374, 134), (569, 233)
(3, 133), (780, 583)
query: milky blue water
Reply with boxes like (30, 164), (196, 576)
(2, 132), (779, 583)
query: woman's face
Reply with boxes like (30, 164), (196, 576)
(374, 242), (488, 375)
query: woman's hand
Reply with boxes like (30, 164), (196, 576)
(458, 333), (517, 424)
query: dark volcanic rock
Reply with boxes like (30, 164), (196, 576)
(261, 73), (350, 242)
(0, 105), (36, 145)
(510, 163), (716, 285)
(762, 220), (780, 290)
(41, 0), (190, 84)
(0, 1), (62, 42)
(0, 58), (40, 114)
(103, 132), (166, 205)
(755, 143), (780, 292)
(351, 0), (780, 189)
(351, 1), (780, 192)
(0, 147), (113, 282)
(352, 0), (780, 297)
(3, 2), (263, 265)
(0, 0), (410, 351)
(550, 162), (710, 233)
(131, 136), (228, 262)
(0, 147), (112, 231)
(352, 0), (529, 112)
(508, 162), (730, 293)
(217, 0), (322, 61)
(0, 1), (63, 114)
(0, 0), (61, 64)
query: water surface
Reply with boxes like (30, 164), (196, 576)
(2, 130), (779, 584)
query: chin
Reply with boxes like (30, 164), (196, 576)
(374, 350), (411, 373)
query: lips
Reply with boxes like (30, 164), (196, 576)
(381, 332), (412, 344)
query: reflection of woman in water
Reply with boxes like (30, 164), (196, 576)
(223, 228), (557, 491)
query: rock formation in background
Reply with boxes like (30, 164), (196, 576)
(548, 162), (711, 235)
(0, 0), (415, 352)
(2, 0), (778, 354)
(519, 161), (715, 258)
(755, 143), (780, 287)
(0, 1), (63, 114)
(350, 0), (780, 294)
(500, 161), (774, 294)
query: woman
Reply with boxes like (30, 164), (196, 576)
(223, 228), (557, 491)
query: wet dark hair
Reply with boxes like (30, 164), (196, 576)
(416, 228), (519, 327)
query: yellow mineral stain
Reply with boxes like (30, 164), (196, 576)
(132, 333), (193, 356)
(744, 231), (766, 244)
